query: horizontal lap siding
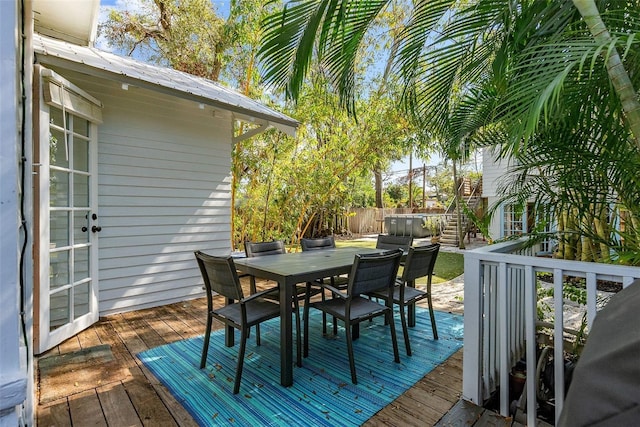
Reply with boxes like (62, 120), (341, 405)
(483, 148), (510, 239)
(56, 70), (233, 315)
(482, 147), (507, 198)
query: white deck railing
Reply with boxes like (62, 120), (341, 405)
(462, 239), (640, 425)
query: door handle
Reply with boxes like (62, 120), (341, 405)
(82, 226), (88, 232)
(91, 225), (102, 233)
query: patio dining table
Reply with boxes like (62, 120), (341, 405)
(233, 246), (384, 387)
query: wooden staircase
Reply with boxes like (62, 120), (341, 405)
(440, 195), (481, 247)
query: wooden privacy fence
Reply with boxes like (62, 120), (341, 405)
(343, 207), (445, 235)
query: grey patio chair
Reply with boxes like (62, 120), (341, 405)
(367, 244), (441, 356)
(194, 251), (281, 394)
(303, 249), (403, 384)
(300, 236), (348, 334)
(376, 234), (414, 251)
(300, 236), (335, 251)
(300, 236), (349, 291)
(244, 240), (315, 366)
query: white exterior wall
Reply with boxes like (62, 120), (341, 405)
(0, 1), (28, 425)
(49, 69), (233, 315)
(481, 147), (504, 198)
(482, 147), (507, 239)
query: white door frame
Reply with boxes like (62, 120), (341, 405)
(34, 66), (102, 354)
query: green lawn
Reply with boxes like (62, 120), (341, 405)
(335, 239), (464, 284)
(431, 252), (464, 283)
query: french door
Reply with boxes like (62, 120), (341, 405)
(35, 68), (102, 353)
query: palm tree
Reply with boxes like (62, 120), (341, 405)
(494, 1), (640, 263)
(572, 0), (640, 149)
(258, 0), (640, 261)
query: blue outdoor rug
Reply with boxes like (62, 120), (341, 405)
(138, 308), (463, 426)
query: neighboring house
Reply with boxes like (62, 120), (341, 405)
(1, 1), (298, 424)
(482, 147), (530, 240)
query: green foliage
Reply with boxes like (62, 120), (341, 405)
(384, 184), (406, 207)
(258, 0), (640, 264)
(233, 76), (407, 245)
(487, 1), (640, 264)
(422, 216), (442, 237)
(99, 0), (227, 80)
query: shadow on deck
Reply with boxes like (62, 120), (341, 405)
(36, 285), (511, 426)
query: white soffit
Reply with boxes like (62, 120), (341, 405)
(33, 34), (299, 138)
(32, 0), (100, 46)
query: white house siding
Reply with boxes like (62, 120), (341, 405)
(50, 68), (233, 315)
(482, 147), (504, 239)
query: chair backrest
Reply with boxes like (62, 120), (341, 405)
(348, 249), (403, 296)
(401, 244), (440, 283)
(375, 234), (413, 251)
(244, 240), (286, 257)
(194, 251), (243, 301)
(300, 236), (336, 251)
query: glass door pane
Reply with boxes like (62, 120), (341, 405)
(39, 102), (99, 351)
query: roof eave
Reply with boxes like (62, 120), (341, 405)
(36, 53), (299, 134)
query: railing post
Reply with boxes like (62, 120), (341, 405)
(498, 262), (509, 416)
(463, 252), (483, 403)
(524, 266), (538, 426)
(553, 269), (565, 423)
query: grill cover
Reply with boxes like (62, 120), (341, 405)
(558, 279), (640, 426)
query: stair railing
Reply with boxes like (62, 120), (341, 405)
(443, 178), (482, 237)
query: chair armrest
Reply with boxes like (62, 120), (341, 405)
(317, 282), (348, 299)
(242, 286), (280, 303)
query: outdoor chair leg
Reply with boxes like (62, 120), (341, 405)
(200, 314), (213, 369)
(387, 310), (400, 363)
(233, 327), (249, 394)
(399, 303), (412, 356)
(427, 294), (438, 340)
(345, 321), (358, 384)
(293, 297), (302, 367)
(322, 291), (327, 335)
(250, 276), (261, 341)
(303, 290), (311, 359)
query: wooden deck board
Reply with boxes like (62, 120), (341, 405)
(77, 325), (103, 349)
(122, 310), (168, 349)
(37, 400), (72, 427)
(36, 296), (510, 426)
(122, 372), (180, 427)
(96, 382), (142, 427)
(68, 389), (108, 427)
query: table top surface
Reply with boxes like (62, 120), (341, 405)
(233, 246), (383, 277)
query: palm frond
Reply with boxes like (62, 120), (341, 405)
(260, 0), (389, 112)
(260, 0), (332, 100)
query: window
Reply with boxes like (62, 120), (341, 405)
(503, 204), (524, 237)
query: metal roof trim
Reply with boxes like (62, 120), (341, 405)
(33, 34), (299, 132)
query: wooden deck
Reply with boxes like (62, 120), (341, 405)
(36, 287), (511, 426)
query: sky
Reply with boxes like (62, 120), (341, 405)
(96, 0), (473, 177)
(100, 0), (231, 17)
